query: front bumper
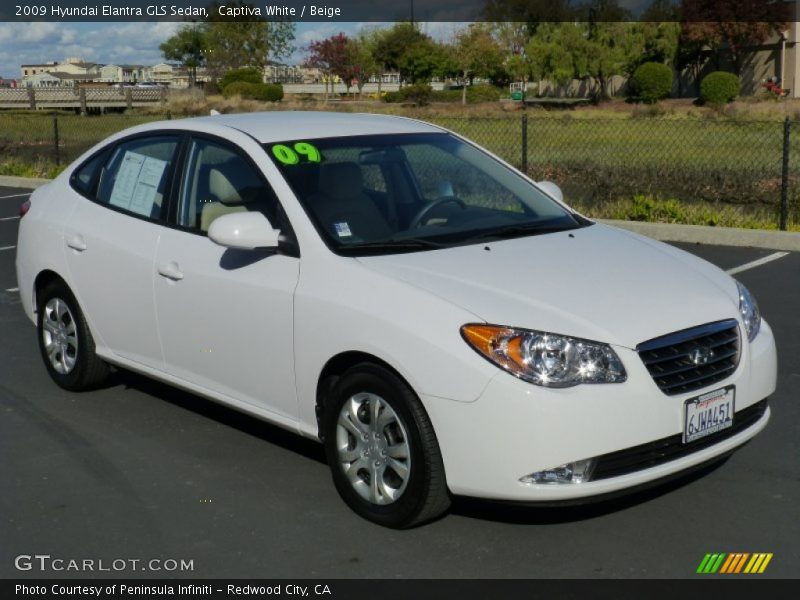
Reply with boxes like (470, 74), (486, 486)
(423, 319), (777, 501)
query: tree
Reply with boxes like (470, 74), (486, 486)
(348, 35), (380, 97)
(452, 25), (504, 104)
(483, 0), (576, 30)
(640, 0), (681, 21)
(358, 27), (386, 94)
(373, 23), (430, 87)
(637, 22), (680, 68)
(306, 33), (350, 99)
(159, 25), (206, 87)
(575, 0), (632, 22)
(583, 22), (642, 100)
(397, 39), (449, 85)
(526, 22), (643, 100)
(680, 0), (790, 75)
(203, 2), (294, 80)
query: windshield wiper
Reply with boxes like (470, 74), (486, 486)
(464, 222), (577, 243)
(340, 237), (448, 252)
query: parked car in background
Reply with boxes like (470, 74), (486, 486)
(15, 112), (777, 527)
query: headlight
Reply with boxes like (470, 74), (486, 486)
(461, 324), (626, 387)
(737, 281), (761, 342)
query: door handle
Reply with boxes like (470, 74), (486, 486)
(157, 262), (184, 281)
(66, 235), (87, 252)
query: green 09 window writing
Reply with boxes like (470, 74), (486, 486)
(271, 142), (321, 165)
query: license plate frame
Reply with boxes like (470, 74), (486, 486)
(683, 386), (735, 444)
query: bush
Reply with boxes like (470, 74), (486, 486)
(700, 71), (740, 105)
(222, 81), (257, 98)
(468, 85), (502, 103)
(385, 84), (501, 105)
(222, 81), (283, 102)
(250, 83), (283, 102)
(383, 91), (404, 103)
(382, 84), (433, 106)
(427, 85), (503, 104)
(219, 67), (263, 90)
(630, 62), (673, 103)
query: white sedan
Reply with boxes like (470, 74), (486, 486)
(15, 112), (777, 527)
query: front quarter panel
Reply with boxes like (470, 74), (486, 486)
(293, 253), (498, 435)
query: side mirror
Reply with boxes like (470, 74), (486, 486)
(536, 180), (564, 203)
(208, 212), (281, 250)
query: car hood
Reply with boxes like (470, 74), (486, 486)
(355, 224), (741, 349)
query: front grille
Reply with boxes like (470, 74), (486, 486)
(637, 320), (740, 396)
(592, 399), (768, 480)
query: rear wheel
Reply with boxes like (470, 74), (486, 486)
(37, 280), (109, 391)
(322, 363), (450, 528)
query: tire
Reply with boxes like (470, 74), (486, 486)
(36, 279), (109, 391)
(322, 363), (450, 528)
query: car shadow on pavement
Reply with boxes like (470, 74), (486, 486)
(449, 458), (730, 525)
(113, 369), (327, 466)
(107, 368), (730, 527)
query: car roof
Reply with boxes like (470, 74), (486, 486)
(167, 111), (445, 143)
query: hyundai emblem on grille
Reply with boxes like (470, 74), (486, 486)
(690, 347), (714, 365)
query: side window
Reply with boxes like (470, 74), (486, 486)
(96, 136), (179, 220)
(178, 138), (279, 233)
(71, 151), (106, 196)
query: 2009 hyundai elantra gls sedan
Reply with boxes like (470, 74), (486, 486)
(16, 112), (776, 527)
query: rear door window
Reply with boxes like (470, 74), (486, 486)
(96, 136), (180, 220)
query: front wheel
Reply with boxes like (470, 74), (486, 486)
(322, 363), (450, 528)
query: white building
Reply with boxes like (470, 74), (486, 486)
(100, 64), (152, 84)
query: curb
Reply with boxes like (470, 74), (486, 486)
(1, 175), (797, 252)
(0, 175), (52, 190)
(598, 219), (800, 252)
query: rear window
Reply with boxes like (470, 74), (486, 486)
(70, 151), (107, 196)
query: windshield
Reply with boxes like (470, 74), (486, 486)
(265, 132), (588, 255)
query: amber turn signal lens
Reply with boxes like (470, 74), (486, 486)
(461, 324), (527, 374)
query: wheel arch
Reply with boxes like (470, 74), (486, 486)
(33, 269), (68, 313)
(315, 351), (417, 441)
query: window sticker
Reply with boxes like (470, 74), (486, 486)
(271, 142), (322, 165)
(334, 221), (352, 237)
(108, 150), (167, 217)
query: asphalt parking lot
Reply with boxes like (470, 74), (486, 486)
(0, 184), (798, 579)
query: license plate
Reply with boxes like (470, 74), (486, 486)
(683, 386), (735, 444)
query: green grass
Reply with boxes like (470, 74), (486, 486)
(574, 195), (800, 232)
(431, 116), (786, 173)
(0, 111), (170, 165)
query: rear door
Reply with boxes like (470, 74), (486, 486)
(63, 134), (181, 369)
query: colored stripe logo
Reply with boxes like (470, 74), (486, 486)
(697, 553), (773, 574)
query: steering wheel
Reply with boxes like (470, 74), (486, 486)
(408, 196), (467, 229)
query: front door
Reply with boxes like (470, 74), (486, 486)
(153, 136), (300, 420)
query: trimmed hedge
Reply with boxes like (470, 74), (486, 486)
(383, 84), (433, 106)
(222, 81), (283, 102)
(431, 85), (503, 104)
(385, 84), (502, 105)
(630, 62), (673, 103)
(700, 71), (740, 105)
(219, 67), (263, 90)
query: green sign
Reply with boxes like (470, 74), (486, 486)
(271, 142), (321, 165)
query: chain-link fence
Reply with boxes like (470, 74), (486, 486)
(0, 112), (174, 169)
(1, 110), (798, 229)
(436, 114), (799, 230)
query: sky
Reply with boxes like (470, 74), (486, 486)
(0, 21), (464, 80)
